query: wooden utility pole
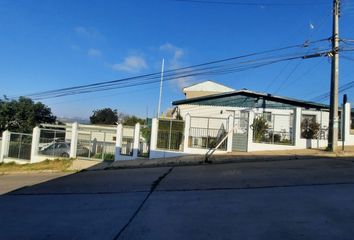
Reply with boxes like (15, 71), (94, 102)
(328, 0), (340, 152)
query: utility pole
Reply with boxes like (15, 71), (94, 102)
(157, 58), (165, 118)
(328, 0), (340, 152)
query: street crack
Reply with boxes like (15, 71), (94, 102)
(113, 167), (174, 240)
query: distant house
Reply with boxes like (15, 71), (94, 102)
(182, 80), (235, 99)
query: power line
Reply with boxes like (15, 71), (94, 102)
(310, 80), (354, 102)
(174, 0), (329, 7)
(21, 49), (331, 100)
(9, 38), (331, 101)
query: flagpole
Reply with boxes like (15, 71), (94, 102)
(157, 58), (165, 118)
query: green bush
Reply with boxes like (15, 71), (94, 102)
(251, 117), (269, 142)
(93, 152), (115, 161)
(301, 118), (320, 139)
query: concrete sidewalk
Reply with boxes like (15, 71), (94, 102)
(68, 146), (354, 172)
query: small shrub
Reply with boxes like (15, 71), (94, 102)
(301, 118), (320, 139)
(251, 116), (269, 142)
(93, 152), (115, 161)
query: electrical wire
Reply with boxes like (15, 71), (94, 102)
(173, 0), (329, 7)
(9, 38), (331, 101)
(310, 80), (354, 102)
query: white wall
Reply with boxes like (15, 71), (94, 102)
(178, 103), (354, 153)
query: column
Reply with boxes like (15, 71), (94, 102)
(0, 130), (10, 162)
(227, 115), (234, 153)
(114, 123), (123, 161)
(150, 118), (158, 151)
(247, 111), (254, 152)
(183, 114), (191, 152)
(294, 108), (302, 147)
(70, 122), (78, 158)
(30, 127), (41, 163)
(132, 123), (140, 158)
(343, 103), (351, 144)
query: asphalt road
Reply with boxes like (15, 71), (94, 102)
(1, 158), (354, 240)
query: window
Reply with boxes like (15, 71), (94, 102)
(263, 112), (272, 122)
(301, 114), (319, 139)
(302, 114), (316, 123)
(351, 112), (354, 132)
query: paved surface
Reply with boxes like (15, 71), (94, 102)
(0, 172), (70, 195)
(69, 146), (354, 171)
(1, 158), (354, 239)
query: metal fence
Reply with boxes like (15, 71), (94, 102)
(157, 119), (184, 151)
(253, 113), (294, 145)
(188, 116), (228, 150)
(77, 129), (116, 161)
(8, 132), (32, 160)
(38, 128), (70, 158)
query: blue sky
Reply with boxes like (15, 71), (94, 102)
(1, 0), (354, 119)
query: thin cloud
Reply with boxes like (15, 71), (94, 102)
(160, 43), (185, 67)
(111, 55), (148, 73)
(87, 48), (102, 57)
(160, 43), (193, 88)
(75, 26), (103, 40)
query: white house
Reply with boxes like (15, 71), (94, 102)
(147, 80), (354, 158)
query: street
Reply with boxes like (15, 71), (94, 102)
(1, 157), (354, 240)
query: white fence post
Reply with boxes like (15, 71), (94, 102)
(133, 123), (140, 158)
(30, 127), (41, 163)
(294, 108), (302, 147)
(114, 124), (123, 161)
(343, 103), (351, 144)
(247, 111), (254, 152)
(150, 118), (158, 152)
(0, 130), (10, 162)
(183, 114), (191, 152)
(70, 122), (78, 158)
(227, 115), (234, 153)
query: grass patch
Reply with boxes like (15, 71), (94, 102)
(0, 159), (73, 173)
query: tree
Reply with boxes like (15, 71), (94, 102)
(121, 115), (145, 126)
(90, 108), (118, 125)
(0, 97), (56, 133)
(301, 118), (320, 139)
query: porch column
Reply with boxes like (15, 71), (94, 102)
(30, 127), (41, 163)
(183, 114), (191, 151)
(70, 122), (78, 158)
(227, 115), (234, 153)
(132, 123), (140, 158)
(114, 123), (123, 161)
(0, 130), (10, 162)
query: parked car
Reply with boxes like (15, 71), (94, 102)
(40, 142), (89, 157)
